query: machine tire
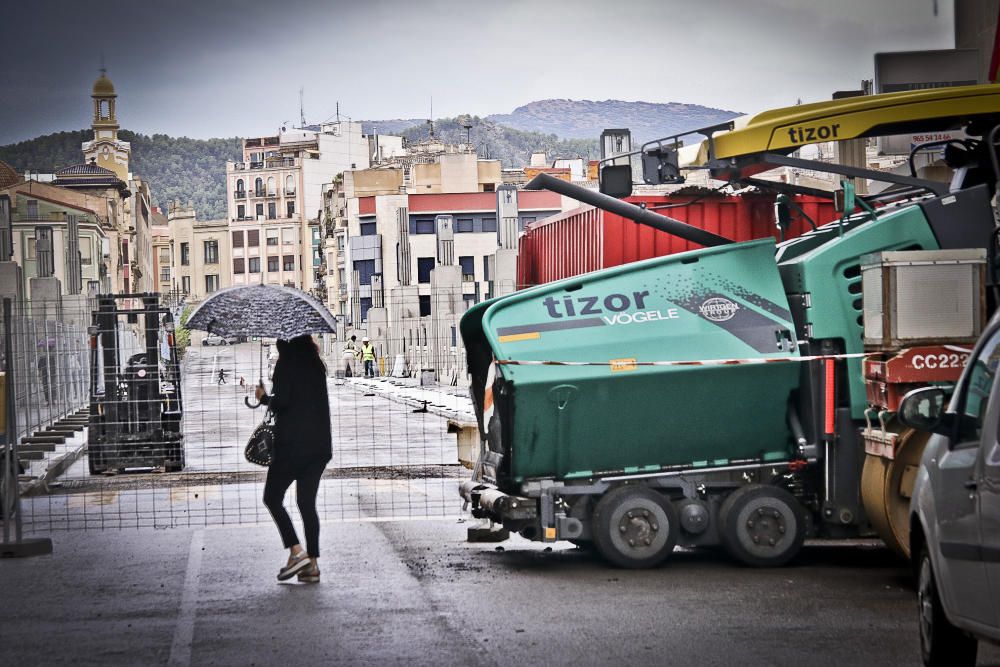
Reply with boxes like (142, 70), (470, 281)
(918, 545), (977, 666)
(719, 484), (806, 567)
(87, 445), (106, 475)
(592, 486), (678, 569)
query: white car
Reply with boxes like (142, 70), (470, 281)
(899, 311), (1000, 666)
(202, 333), (238, 346)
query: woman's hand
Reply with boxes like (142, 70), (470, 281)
(255, 384), (266, 401)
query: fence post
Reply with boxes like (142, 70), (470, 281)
(1, 298), (52, 557)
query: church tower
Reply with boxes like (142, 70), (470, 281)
(82, 69), (131, 180)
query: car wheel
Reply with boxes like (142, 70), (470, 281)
(918, 546), (977, 666)
(592, 486), (678, 569)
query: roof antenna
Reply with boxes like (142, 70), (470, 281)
(336, 101), (340, 123)
(99, 51), (106, 76)
(429, 94), (434, 138)
(299, 87), (306, 127)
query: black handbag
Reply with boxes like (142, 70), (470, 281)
(245, 410), (275, 467)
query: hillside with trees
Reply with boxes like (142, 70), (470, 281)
(0, 130), (242, 219)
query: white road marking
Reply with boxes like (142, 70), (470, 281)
(168, 528), (205, 666)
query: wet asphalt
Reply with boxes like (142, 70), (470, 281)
(3, 521), (1000, 666)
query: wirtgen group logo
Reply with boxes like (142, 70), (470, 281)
(699, 297), (740, 322)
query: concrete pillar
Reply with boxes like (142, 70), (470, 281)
(0, 262), (23, 302)
(430, 265), (462, 382)
(29, 277), (63, 322)
(493, 248), (519, 297)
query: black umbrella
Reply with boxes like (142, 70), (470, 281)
(186, 284), (337, 340)
(186, 284), (338, 409)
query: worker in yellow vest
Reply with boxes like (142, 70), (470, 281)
(360, 337), (377, 378)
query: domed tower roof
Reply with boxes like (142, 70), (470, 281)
(0, 160), (18, 189)
(92, 72), (116, 97)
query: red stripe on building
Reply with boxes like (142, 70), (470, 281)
(408, 192), (496, 212)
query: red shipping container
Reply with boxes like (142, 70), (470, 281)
(517, 193), (836, 288)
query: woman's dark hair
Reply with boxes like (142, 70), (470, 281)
(275, 335), (326, 379)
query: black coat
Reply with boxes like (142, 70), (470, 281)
(261, 359), (332, 467)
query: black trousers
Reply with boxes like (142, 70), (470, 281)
(263, 459), (326, 558)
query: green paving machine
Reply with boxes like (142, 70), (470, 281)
(460, 84), (1000, 567)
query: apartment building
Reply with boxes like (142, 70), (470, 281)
(225, 121), (371, 292)
(168, 204), (231, 302)
(339, 151), (563, 327)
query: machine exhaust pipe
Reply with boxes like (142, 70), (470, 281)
(524, 172), (734, 247)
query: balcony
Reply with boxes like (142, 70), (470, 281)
(285, 189), (296, 196)
(249, 161), (264, 170)
(255, 190), (266, 198)
(266, 157), (296, 169)
(234, 191), (246, 200)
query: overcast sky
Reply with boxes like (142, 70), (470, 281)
(0, 0), (955, 145)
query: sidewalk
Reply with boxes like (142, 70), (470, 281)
(342, 375), (476, 424)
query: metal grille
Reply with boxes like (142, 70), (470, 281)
(3, 290), (476, 535)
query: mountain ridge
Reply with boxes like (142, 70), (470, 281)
(1, 99), (742, 220)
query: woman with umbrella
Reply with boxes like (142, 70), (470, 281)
(256, 335), (331, 583)
(186, 285), (338, 583)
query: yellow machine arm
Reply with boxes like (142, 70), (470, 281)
(679, 84), (1000, 176)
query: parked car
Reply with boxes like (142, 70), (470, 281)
(899, 311), (1000, 667)
(202, 333), (238, 346)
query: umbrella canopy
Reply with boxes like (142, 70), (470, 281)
(185, 284), (338, 340)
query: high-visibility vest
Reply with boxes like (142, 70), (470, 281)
(361, 343), (375, 361)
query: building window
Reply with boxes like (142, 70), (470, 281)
(464, 294), (477, 310)
(255, 178), (264, 197)
(336, 235), (345, 251)
(268, 202), (276, 220)
(282, 228), (296, 245)
(419, 295), (431, 317)
(160, 266), (170, 282)
(285, 175), (295, 195)
(266, 231), (278, 246)
(237, 204), (246, 220)
(483, 255), (491, 281)
(410, 218), (435, 234)
(205, 274), (219, 293)
(338, 268), (346, 284)
(235, 179), (245, 198)
(417, 257), (434, 284)
(267, 177), (276, 195)
(182, 276), (191, 293)
(204, 240), (219, 264)
(80, 241), (93, 266)
(482, 217), (497, 232)
(456, 218), (474, 233)
(360, 222), (376, 236)
(520, 216), (536, 231)
(267, 256), (279, 272)
(233, 258), (245, 274)
(232, 230), (244, 248)
(459, 256), (475, 280)
(354, 259), (376, 286)
(359, 297), (372, 322)
(249, 257), (260, 273)
(283, 255), (295, 271)
(248, 229), (260, 247)
(180, 242), (190, 266)
(286, 201), (295, 217)
(26, 200), (38, 218)
(255, 203), (264, 219)
(159, 248), (170, 263)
